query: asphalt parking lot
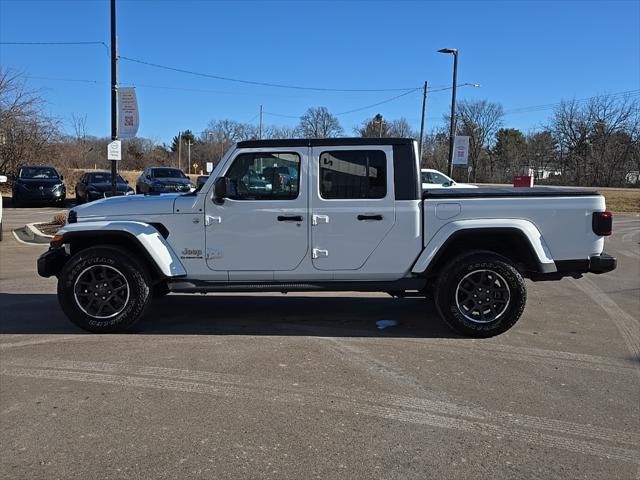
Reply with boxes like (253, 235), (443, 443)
(0, 204), (638, 479)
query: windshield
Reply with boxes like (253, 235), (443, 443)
(152, 168), (186, 179)
(421, 171), (451, 184)
(89, 173), (126, 183)
(19, 167), (59, 179)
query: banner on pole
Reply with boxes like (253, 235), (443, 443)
(118, 87), (139, 139)
(452, 135), (469, 166)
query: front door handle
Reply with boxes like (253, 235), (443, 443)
(357, 214), (383, 221)
(205, 215), (222, 226)
(277, 215), (303, 222)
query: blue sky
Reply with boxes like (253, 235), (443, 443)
(1, 0), (638, 144)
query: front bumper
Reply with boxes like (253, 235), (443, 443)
(37, 247), (69, 278)
(15, 190), (65, 202)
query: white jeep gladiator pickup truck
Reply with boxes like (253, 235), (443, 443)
(38, 138), (616, 337)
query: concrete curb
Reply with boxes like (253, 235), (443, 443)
(25, 222), (54, 241)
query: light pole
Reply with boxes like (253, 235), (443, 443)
(110, 0), (118, 195)
(438, 48), (458, 178)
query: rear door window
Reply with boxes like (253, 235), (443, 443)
(319, 150), (386, 199)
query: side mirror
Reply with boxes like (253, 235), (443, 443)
(60, 175), (64, 181)
(213, 177), (236, 204)
(125, 180), (129, 184)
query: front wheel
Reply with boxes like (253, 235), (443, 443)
(434, 251), (527, 338)
(57, 246), (152, 333)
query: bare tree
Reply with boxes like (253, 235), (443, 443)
(550, 95), (639, 186)
(0, 68), (60, 175)
(71, 113), (88, 141)
(421, 130), (450, 171)
(298, 107), (343, 138)
(264, 125), (301, 139)
(452, 99), (504, 181)
(356, 113), (388, 138)
(388, 118), (416, 138)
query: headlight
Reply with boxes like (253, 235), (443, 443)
(52, 183), (65, 193)
(126, 188), (135, 195)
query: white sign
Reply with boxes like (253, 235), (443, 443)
(107, 140), (122, 161)
(118, 87), (139, 139)
(206, 162), (213, 173)
(452, 136), (470, 166)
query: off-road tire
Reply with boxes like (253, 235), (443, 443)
(57, 245), (152, 333)
(434, 250), (527, 338)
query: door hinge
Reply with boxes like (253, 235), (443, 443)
(205, 215), (222, 226)
(312, 248), (329, 259)
(312, 214), (330, 226)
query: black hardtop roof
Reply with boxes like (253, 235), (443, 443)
(237, 138), (415, 149)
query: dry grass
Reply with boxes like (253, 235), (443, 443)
(52, 212), (67, 225)
(601, 190), (640, 213)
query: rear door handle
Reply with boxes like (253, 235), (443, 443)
(357, 214), (383, 221)
(277, 215), (303, 222)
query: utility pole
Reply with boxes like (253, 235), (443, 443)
(178, 132), (182, 170)
(110, 0), (118, 195)
(259, 105), (263, 139)
(418, 80), (428, 162)
(187, 139), (192, 175)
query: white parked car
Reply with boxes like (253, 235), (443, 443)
(421, 168), (477, 189)
(38, 138), (615, 337)
(0, 174), (7, 241)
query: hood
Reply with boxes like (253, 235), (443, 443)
(153, 177), (192, 185)
(16, 178), (63, 186)
(88, 182), (131, 192)
(73, 193), (179, 219)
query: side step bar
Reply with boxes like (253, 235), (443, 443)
(168, 278), (427, 294)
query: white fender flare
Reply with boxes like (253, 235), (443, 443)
(57, 221), (187, 277)
(411, 218), (556, 274)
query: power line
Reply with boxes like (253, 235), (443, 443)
(264, 83), (480, 119)
(504, 89), (640, 115)
(0, 41), (109, 56)
(25, 75), (103, 85)
(264, 111), (300, 120)
(119, 55), (420, 93)
(335, 88), (421, 115)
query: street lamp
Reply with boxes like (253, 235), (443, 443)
(438, 47), (458, 177)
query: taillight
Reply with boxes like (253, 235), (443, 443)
(592, 211), (612, 236)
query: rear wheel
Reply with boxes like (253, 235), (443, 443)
(57, 246), (152, 333)
(434, 251), (526, 337)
